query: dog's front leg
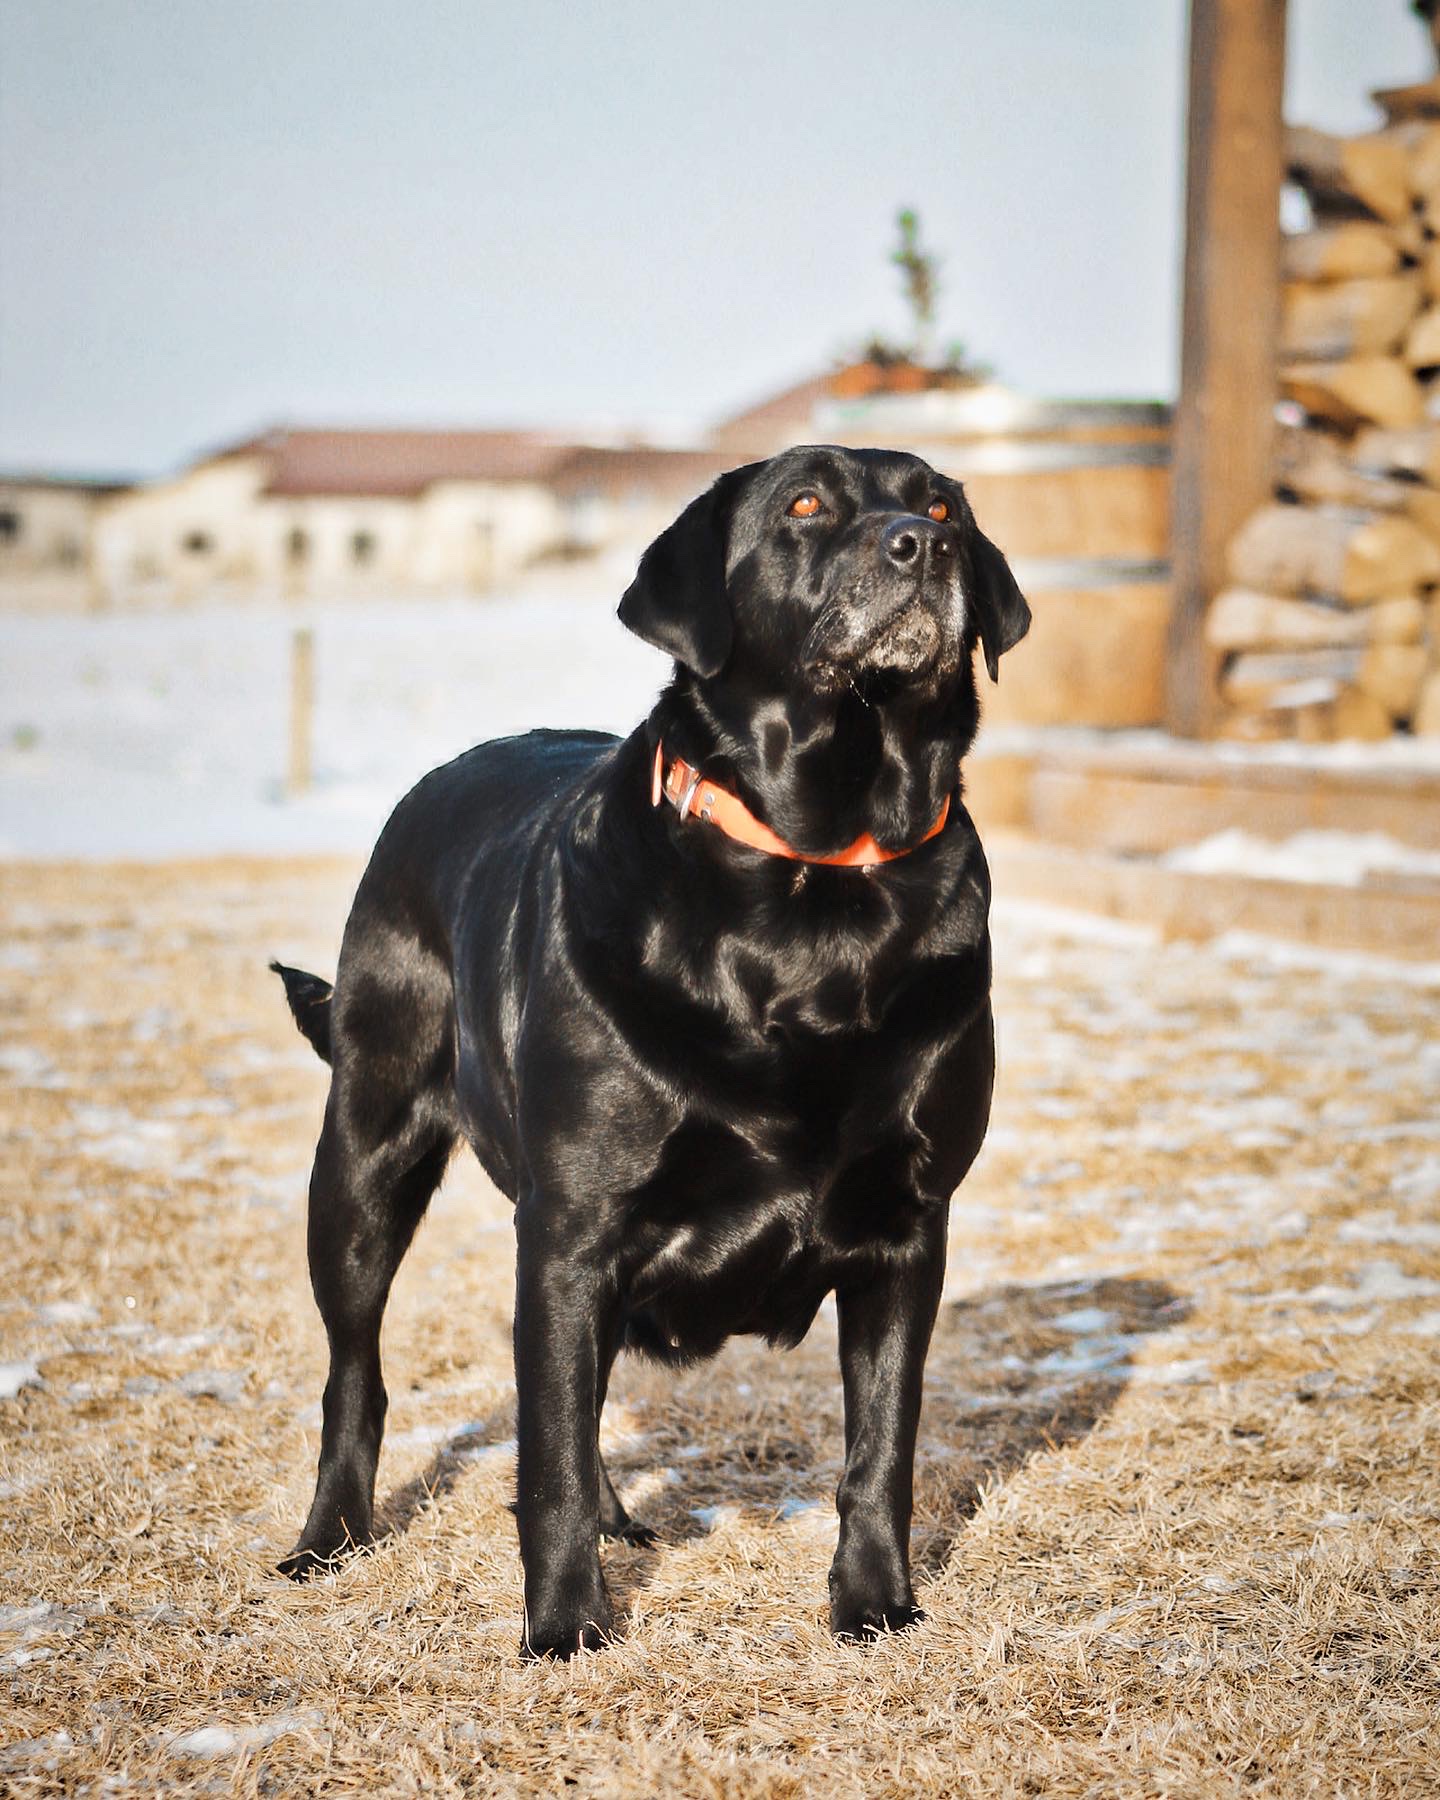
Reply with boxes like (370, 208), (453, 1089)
(829, 1207), (947, 1640)
(513, 1202), (615, 1659)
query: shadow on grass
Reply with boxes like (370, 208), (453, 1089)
(912, 1273), (1191, 1578)
(374, 1405), (517, 1541)
(370, 1273), (1189, 1624)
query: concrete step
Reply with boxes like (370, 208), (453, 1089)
(987, 831), (1440, 963)
(968, 733), (1440, 854)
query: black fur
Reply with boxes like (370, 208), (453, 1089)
(270, 960), (334, 1064)
(275, 445), (1029, 1658)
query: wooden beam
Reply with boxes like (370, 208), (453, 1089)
(1167, 0), (1288, 736)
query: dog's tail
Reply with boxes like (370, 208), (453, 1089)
(270, 961), (334, 1065)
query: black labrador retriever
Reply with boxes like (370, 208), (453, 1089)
(273, 444), (1030, 1658)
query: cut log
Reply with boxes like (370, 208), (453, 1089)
(1227, 503), (1440, 602)
(1220, 647), (1363, 708)
(1295, 689), (1394, 741)
(1275, 424), (1418, 512)
(1280, 357), (1424, 428)
(1280, 275), (1421, 358)
(1372, 77), (1440, 127)
(1406, 303), (1440, 368)
(1216, 708), (1295, 742)
(1358, 640), (1428, 716)
(1350, 423), (1440, 484)
(1285, 124), (1412, 224)
(1420, 241), (1440, 303)
(1401, 485), (1440, 546)
(1414, 670), (1440, 735)
(1205, 588), (1425, 651)
(1332, 688), (1395, 740)
(1402, 120), (1440, 196)
(1281, 223), (1403, 282)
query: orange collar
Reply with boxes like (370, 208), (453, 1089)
(651, 743), (950, 869)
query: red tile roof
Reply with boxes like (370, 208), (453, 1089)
(548, 446), (737, 500)
(234, 429), (581, 498)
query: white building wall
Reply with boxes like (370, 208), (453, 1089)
(93, 456), (270, 605)
(0, 483), (106, 610)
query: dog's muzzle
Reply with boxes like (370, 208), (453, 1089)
(800, 516), (961, 694)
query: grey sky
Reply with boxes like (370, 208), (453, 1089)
(0, 1), (1431, 478)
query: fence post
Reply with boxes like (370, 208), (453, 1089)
(1167, 0), (1288, 737)
(288, 626), (315, 796)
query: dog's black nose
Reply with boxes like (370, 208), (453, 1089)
(882, 517), (954, 569)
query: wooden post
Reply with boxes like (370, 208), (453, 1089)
(1167, 0), (1288, 736)
(288, 626), (315, 796)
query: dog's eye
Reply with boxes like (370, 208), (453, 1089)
(788, 493), (823, 518)
(927, 499), (950, 523)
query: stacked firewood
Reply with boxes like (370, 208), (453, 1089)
(1210, 81), (1440, 741)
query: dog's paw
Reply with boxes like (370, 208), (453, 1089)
(830, 1600), (925, 1643)
(278, 1543), (342, 1582)
(520, 1608), (615, 1661)
(278, 1529), (370, 1581)
(601, 1517), (659, 1548)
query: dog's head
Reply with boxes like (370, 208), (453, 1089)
(618, 445), (1030, 697)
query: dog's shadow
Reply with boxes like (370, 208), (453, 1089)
(373, 1273), (1190, 1616)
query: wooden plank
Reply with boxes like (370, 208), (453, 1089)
(1284, 124), (1412, 223)
(1279, 356), (1424, 428)
(1008, 759), (1440, 856)
(1168, 0), (1288, 737)
(1279, 274), (1420, 359)
(988, 834), (1440, 962)
(1281, 222), (1402, 281)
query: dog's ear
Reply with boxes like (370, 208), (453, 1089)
(968, 529), (1031, 683)
(618, 467), (753, 677)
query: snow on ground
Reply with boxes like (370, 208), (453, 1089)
(982, 722), (1440, 773)
(3, 859), (1440, 1795)
(1164, 828), (1440, 887)
(0, 575), (663, 860)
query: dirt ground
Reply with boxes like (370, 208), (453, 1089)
(2, 857), (1438, 1798)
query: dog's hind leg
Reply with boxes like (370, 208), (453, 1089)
(595, 1320), (656, 1547)
(281, 1089), (454, 1579)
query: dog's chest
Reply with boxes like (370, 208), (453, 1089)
(620, 1090), (933, 1355)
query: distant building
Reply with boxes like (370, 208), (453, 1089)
(75, 427), (741, 608)
(90, 429), (580, 606)
(0, 474), (129, 609)
(0, 365), (1170, 621)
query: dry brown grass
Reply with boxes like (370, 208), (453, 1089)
(2, 857), (1438, 1797)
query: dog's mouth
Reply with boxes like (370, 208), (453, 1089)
(799, 590), (951, 699)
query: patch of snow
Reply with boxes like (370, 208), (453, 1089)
(995, 901), (1161, 948)
(978, 722), (1440, 774)
(1049, 1306), (1117, 1335)
(1303, 1260), (1440, 1306)
(178, 1369), (246, 1403)
(0, 1361), (42, 1399)
(167, 1712), (323, 1759)
(1035, 1336), (1133, 1377)
(1339, 1209), (1440, 1249)
(36, 1300), (99, 1326)
(1211, 932), (1440, 990)
(0, 593), (664, 859)
(0, 1045), (53, 1083)
(1394, 1159), (1440, 1205)
(1130, 1358), (1212, 1386)
(1165, 828), (1440, 888)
